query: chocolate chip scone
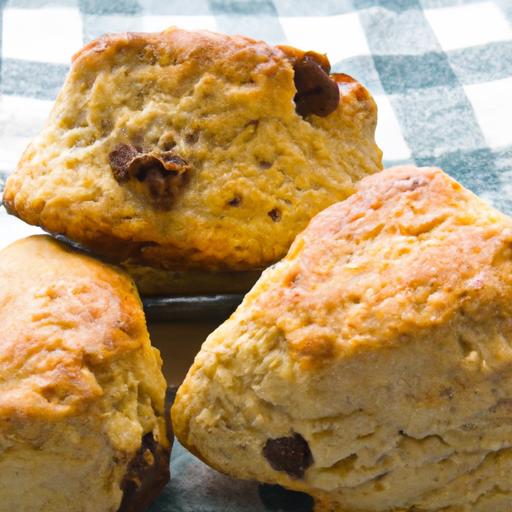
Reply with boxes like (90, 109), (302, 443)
(172, 166), (512, 511)
(3, 27), (382, 291)
(0, 235), (171, 512)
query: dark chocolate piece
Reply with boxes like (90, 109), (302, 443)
(118, 386), (175, 512)
(258, 484), (314, 512)
(109, 143), (190, 208)
(109, 143), (140, 181)
(268, 208), (281, 222)
(118, 432), (171, 512)
(263, 433), (313, 479)
(293, 56), (340, 118)
(228, 195), (242, 207)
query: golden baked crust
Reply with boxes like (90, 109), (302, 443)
(3, 27), (382, 272)
(172, 166), (512, 511)
(0, 235), (170, 511)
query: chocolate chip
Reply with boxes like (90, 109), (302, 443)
(118, 432), (171, 512)
(258, 484), (314, 512)
(292, 56), (340, 118)
(109, 143), (140, 181)
(268, 208), (281, 222)
(109, 144), (190, 209)
(228, 195), (241, 207)
(117, 387), (175, 511)
(263, 433), (313, 479)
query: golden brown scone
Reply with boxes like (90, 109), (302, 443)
(172, 166), (512, 512)
(0, 235), (171, 512)
(3, 27), (382, 280)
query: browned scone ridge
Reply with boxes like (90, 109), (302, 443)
(3, 27), (382, 278)
(172, 166), (512, 512)
(0, 235), (171, 512)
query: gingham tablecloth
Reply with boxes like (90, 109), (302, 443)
(1, 0), (512, 249)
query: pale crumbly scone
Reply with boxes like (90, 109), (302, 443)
(0, 235), (171, 512)
(3, 27), (382, 283)
(172, 166), (512, 512)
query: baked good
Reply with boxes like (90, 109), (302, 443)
(0, 235), (171, 511)
(3, 27), (382, 287)
(172, 166), (512, 511)
(55, 235), (262, 296)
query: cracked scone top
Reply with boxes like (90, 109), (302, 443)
(3, 27), (382, 272)
(172, 166), (512, 512)
(0, 236), (171, 512)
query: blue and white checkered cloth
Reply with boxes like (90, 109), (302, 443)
(0, 0), (511, 249)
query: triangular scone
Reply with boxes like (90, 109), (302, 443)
(3, 28), (381, 273)
(172, 166), (512, 512)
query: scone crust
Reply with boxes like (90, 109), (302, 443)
(0, 235), (147, 419)
(3, 27), (382, 271)
(173, 166), (512, 512)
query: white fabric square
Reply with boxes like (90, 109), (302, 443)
(374, 95), (411, 161)
(464, 77), (512, 149)
(425, 2), (512, 51)
(280, 14), (370, 63)
(2, 8), (83, 64)
(0, 207), (43, 251)
(142, 15), (217, 33)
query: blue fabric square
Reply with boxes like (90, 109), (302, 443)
(209, 0), (276, 16)
(208, 0), (285, 43)
(390, 85), (486, 158)
(354, 0), (421, 13)
(448, 41), (512, 85)
(359, 4), (440, 55)
(374, 52), (459, 92)
(78, 0), (141, 15)
(415, 147), (499, 195)
(1, 59), (68, 100)
(333, 55), (384, 94)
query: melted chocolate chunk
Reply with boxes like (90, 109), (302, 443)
(293, 56), (340, 118)
(263, 433), (313, 479)
(268, 208), (281, 222)
(118, 386), (174, 512)
(109, 144), (140, 182)
(258, 484), (314, 512)
(118, 432), (171, 512)
(109, 143), (190, 209)
(228, 195), (241, 207)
